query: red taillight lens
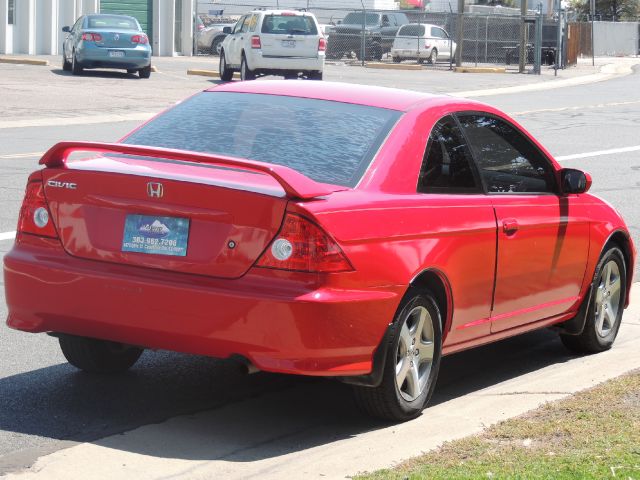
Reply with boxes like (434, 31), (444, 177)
(131, 34), (148, 44)
(318, 37), (326, 51)
(256, 213), (353, 273)
(251, 35), (261, 49)
(81, 32), (102, 42)
(17, 181), (58, 238)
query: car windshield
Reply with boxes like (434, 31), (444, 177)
(398, 24), (426, 37)
(342, 13), (381, 25)
(123, 92), (401, 188)
(87, 15), (139, 30)
(261, 14), (318, 35)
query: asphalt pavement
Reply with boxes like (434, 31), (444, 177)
(0, 56), (639, 478)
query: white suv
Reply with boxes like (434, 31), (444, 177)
(219, 10), (325, 81)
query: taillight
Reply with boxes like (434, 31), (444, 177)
(425, 43), (431, 48)
(251, 35), (261, 49)
(256, 213), (353, 273)
(17, 181), (58, 238)
(131, 34), (149, 44)
(318, 37), (326, 51)
(81, 32), (102, 42)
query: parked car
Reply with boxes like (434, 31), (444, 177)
(197, 19), (236, 55)
(219, 10), (325, 81)
(326, 11), (409, 61)
(61, 14), (152, 78)
(391, 23), (456, 64)
(4, 81), (635, 421)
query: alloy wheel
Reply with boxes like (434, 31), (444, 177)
(594, 260), (622, 337)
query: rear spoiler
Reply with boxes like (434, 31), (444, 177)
(39, 141), (342, 200)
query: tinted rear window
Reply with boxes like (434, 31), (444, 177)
(87, 15), (139, 30)
(261, 14), (318, 35)
(398, 24), (425, 36)
(123, 92), (401, 188)
(343, 13), (381, 25)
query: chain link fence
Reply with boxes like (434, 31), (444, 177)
(196, 1), (559, 70)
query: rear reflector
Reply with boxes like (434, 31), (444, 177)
(251, 35), (261, 49)
(318, 37), (326, 51)
(17, 181), (58, 238)
(81, 32), (102, 42)
(256, 213), (353, 273)
(131, 34), (149, 44)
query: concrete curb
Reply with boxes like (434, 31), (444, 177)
(365, 62), (423, 71)
(187, 68), (239, 79)
(0, 57), (49, 66)
(454, 66), (506, 74)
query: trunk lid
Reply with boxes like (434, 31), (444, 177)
(91, 29), (142, 48)
(42, 155), (288, 279)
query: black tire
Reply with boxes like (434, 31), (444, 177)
(352, 288), (443, 421)
(561, 246), (627, 354)
(211, 37), (223, 56)
(240, 54), (255, 81)
(308, 71), (323, 80)
(59, 334), (143, 373)
(62, 53), (72, 71)
(392, 56), (401, 63)
(427, 48), (437, 65)
(71, 51), (83, 75)
(370, 43), (383, 61)
(138, 65), (151, 79)
(219, 51), (233, 81)
(127, 68), (137, 74)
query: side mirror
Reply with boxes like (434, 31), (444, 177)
(561, 168), (591, 194)
(223, 26), (232, 34)
(62, 26), (71, 33)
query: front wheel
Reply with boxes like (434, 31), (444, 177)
(561, 246), (627, 354)
(427, 48), (438, 65)
(62, 52), (72, 71)
(352, 289), (442, 421)
(219, 51), (233, 81)
(59, 334), (143, 373)
(240, 55), (255, 81)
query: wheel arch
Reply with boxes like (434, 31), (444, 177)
(604, 229), (634, 308)
(409, 268), (453, 343)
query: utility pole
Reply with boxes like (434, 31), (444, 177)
(519, 0), (527, 73)
(455, 0), (464, 67)
(590, 0), (595, 65)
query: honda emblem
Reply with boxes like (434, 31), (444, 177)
(114, 33), (120, 41)
(147, 182), (163, 198)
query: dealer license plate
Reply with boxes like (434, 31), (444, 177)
(281, 40), (296, 48)
(122, 214), (189, 257)
(108, 50), (125, 58)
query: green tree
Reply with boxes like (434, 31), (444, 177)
(570, 0), (640, 20)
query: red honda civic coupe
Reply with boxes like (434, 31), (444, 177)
(4, 81), (635, 421)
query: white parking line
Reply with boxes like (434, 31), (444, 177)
(555, 145), (640, 161)
(0, 152), (43, 160)
(0, 231), (16, 241)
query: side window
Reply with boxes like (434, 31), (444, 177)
(457, 114), (556, 194)
(248, 15), (258, 32)
(418, 116), (479, 194)
(381, 15), (390, 26)
(233, 16), (245, 34)
(239, 16), (251, 33)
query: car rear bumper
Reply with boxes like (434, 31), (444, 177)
(77, 44), (151, 69)
(249, 53), (324, 72)
(391, 47), (435, 59)
(4, 235), (403, 377)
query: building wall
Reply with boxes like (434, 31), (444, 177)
(593, 21), (639, 56)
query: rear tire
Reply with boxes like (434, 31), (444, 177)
(352, 288), (442, 421)
(560, 246), (626, 354)
(219, 51), (233, 81)
(308, 71), (323, 80)
(59, 334), (143, 373)
(427, 48), (437, 64)
(138, 65), (151, 79)
(240, 54), (255, 81)
(71, 51), (83, 75)
(392, 56), (401, 63)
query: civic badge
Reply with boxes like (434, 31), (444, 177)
(147, 182), (163, 198)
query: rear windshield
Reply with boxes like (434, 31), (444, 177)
(261, 14), (318, 35)
(87, 15), (139, 30)
(123, 92), (401, 188)
(398, 24), (425, 37)
(342, 13), (381, 25)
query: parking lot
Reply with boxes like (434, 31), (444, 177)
(1, 56), (640, 478)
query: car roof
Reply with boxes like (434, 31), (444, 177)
(207, 81), (454, 112)
(248, 9), (315, 15)
(400, 23), (442, 28)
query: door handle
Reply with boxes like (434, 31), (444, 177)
(503, 219), (519, 234)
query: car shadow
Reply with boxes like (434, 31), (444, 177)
(0, 328), (576, 465)
(50, 69), (141, 79)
